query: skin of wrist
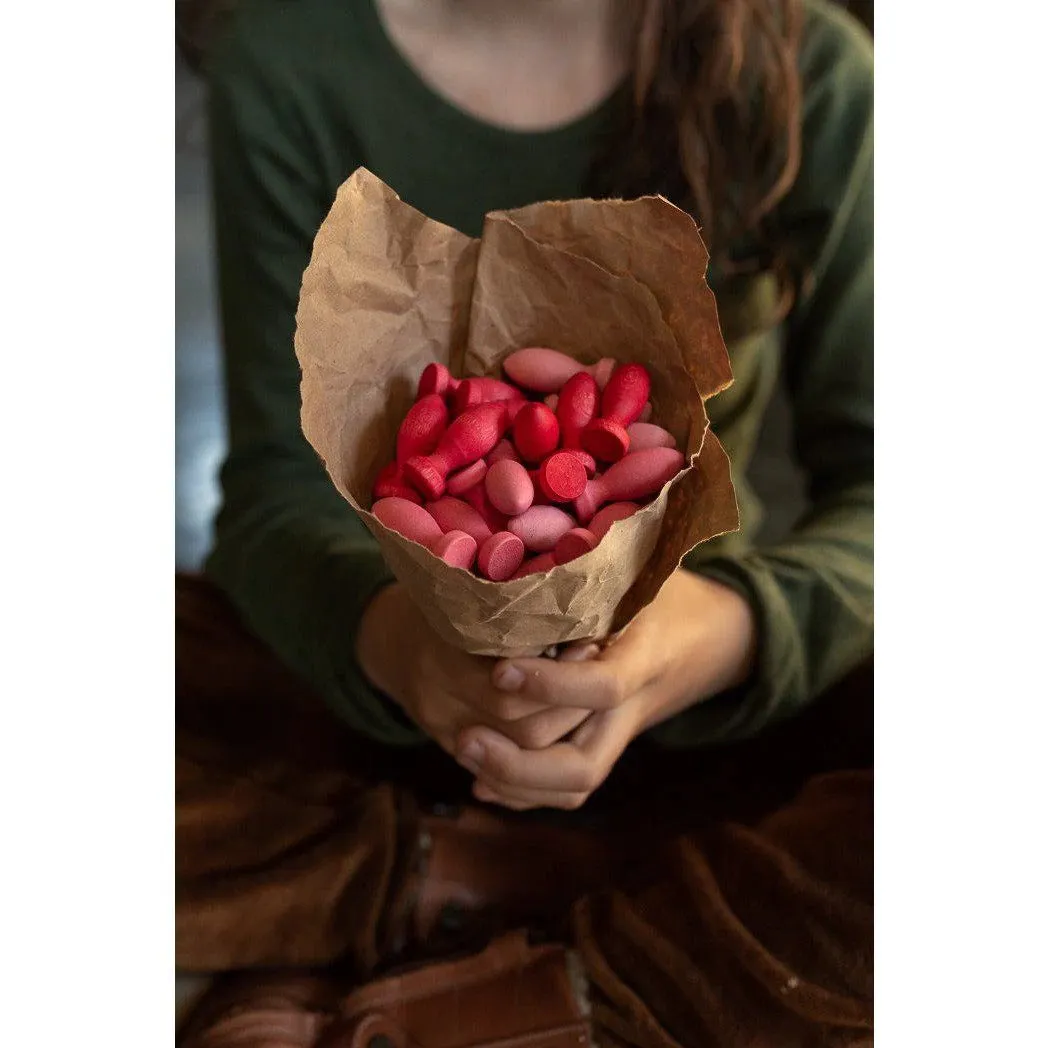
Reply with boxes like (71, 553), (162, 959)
(632, 572), (758, 733)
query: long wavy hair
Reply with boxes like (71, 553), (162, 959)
(177, 0), (805, 280)
(597, 0), (803, 286)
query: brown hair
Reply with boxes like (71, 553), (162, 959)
(592, 0), (803, 282)
(178, 0), (804, 278)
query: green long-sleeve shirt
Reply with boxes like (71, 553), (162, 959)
(203, 0), (873, 747)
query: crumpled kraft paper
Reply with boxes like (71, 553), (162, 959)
(295, 168), (740, 656)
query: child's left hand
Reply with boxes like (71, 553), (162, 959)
(454, 569), (758, 811)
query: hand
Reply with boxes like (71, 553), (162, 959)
(355, 582), (593, 754)
(458, 703), (639, 811)
(455, 569), (757, 810)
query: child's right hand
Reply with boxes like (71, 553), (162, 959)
(356, 583), (592, 756)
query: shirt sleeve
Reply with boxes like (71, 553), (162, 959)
(201, 25), (425, 745)
(653, 4), (874, 747)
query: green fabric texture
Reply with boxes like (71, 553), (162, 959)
(202, 0), (873, 747)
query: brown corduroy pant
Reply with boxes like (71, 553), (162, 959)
(177, 573), (873, 1046)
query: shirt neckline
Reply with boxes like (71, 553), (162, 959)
(358, 0), (628, 149)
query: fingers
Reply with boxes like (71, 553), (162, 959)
(497, 642), (600, 743)
(477, 691), (555, 722)
(558, 642), (602, 663)
(457, 708), (633, 798)
(490, 654), (628, 710)
(488, 633), (649, 711)
(427, 646), (548, 722)
(473, 641), (601, 723)
(472, 779), (589, 812)
(466, 709), (631, 811)
(458, 727), (599, 793)
(488, 653), (641, 712)
(499, 706), (592, 750)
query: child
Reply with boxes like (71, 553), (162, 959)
(177, 0), (873, 1040)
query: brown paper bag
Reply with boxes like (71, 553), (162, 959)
(295, 168), (739, 657)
